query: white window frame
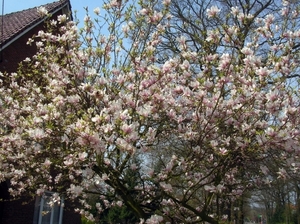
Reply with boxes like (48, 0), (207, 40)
(33, 191), (64, 224)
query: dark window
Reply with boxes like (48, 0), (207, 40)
(33, 192), (64, 224)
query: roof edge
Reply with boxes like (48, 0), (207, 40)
(1, 0), (72, 51)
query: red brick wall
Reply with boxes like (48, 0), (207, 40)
(0, 197), (35, 224)
(0, 25), (38, 74)
(0, 7), (81, 224)
(0, 197), (81, 224)
(0, 9), (66, 74)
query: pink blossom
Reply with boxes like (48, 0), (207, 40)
(217, 53), (231, 71)
(116, 201), (123, 207)
(147, 169), (154, 177)
(176, 35), (186, 45)
(281, 7), (289, 16)
(78, 152), (88, 161)
(93, 7), (100, 15)
(241, 47), (253, 55)
(204, 185), (215, 192)
(149, 11), (163, 23)
(160, 182), (173, 192)
(180, 60), (190, 70)
(57, 14), (67, 23)
(104, 158), (111, 165)
(140, 8), (148, 15)
(68, 184), (83, 197)
(109, 0), (121, 8)
(206, 30), (220, 43)
(37, 6), (48, 16)
(27, 128), (46, 140)
(277, 168), (288, 179)
(130, 163), (137, 170)
(207, 6), (221, 18)
(163, 0), (171, 6)
(146, 215), (163, 224)
(43, 158), (52, 168)
(231, 6), (239, 16)
(102, 173), (109, 180)
(121, 123), (133, 134)
(64, 158), (73, 166)
(257, 67), (270, 78)
(219, 148), (228, 155)
(36, 189), (45, 196)
(162, 61), (173, 73)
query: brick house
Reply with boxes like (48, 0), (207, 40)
(0, 0), (72, 73)
(0, 1), (81, 223)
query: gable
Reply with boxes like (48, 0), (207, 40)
(0, 0), (72, 73)
(0, 0), (71, 50)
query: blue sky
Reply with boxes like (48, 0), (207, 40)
(3, 0), (101, 23)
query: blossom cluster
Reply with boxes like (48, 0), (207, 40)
(1, 0), (300, 223)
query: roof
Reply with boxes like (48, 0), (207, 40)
(0, 0), (71, 49)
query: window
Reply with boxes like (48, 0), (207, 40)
(33, 192), (64, 224)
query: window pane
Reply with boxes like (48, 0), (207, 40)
(33, 192), (63, 224)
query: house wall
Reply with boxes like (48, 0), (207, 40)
(0, 197), (81, 224)
(0, 24), (38, 74)
(0, 6), (81, 224)
(0, 9), (67, 74)
(0, 197), (35, 224)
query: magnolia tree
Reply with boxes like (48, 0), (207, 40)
(157, 0), (300, 222)
(0, 0), (300, 223)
